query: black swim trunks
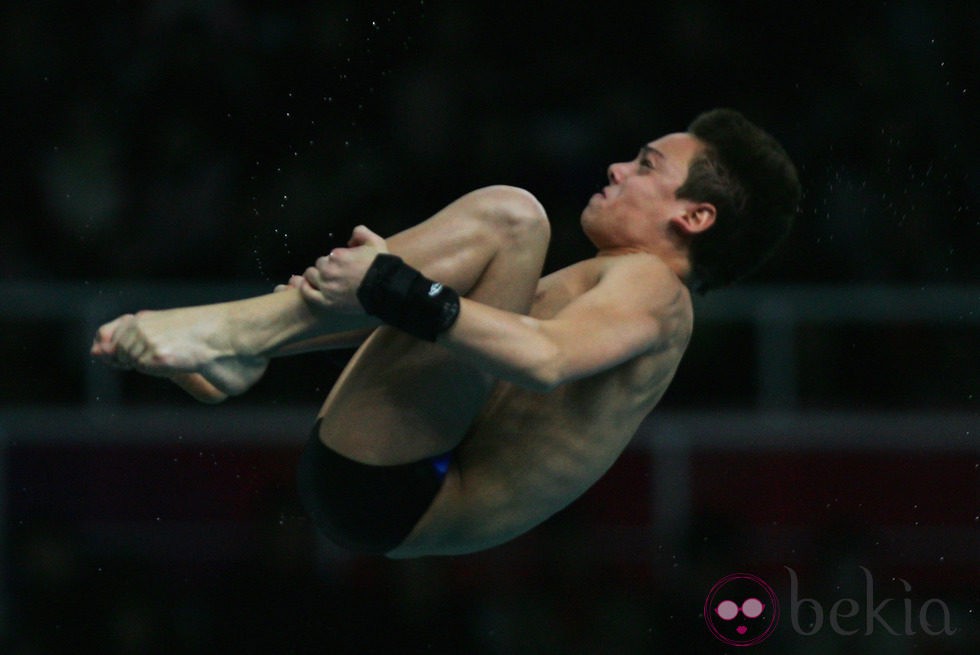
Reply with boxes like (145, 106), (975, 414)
(296, 419), (451, 555)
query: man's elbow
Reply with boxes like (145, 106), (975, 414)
(521, 347), (565, 393)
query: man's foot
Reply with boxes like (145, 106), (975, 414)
(91, 304), (270, 397)
(170, 372), (231, 404)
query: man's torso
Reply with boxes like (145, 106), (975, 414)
(451, 255), (692, 546)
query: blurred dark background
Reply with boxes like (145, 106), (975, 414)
(1, 1), (977, 653)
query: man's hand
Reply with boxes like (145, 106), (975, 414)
(299, 225), (388, 313)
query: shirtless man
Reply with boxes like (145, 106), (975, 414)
(91, 109), (800, 558)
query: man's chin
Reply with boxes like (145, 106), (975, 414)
(579, 213), (601, 247)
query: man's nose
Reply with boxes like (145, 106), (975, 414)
(607, 161), (629, 184)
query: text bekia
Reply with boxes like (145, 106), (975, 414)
(786, 566), (957, 637)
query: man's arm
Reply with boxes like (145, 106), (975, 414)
(298, 227), (688, 393)
(437, 254), (690, 392)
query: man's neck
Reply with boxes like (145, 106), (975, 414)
(594, 245), (691, 283)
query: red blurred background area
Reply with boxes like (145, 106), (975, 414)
(2, 1), (977, 653)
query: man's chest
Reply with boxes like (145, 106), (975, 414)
(528, 261), (603, 319)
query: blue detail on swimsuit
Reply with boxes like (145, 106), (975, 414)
(430, 452), (452, 479)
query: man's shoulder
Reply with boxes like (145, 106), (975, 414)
(596, 253), (685, 289)
(597, 255), (693, 329)
(546, 254), (685, 296)
(554, 252), (671, 274)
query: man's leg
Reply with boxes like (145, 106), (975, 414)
(91, 186), (547, 397)
(91, 185), (551, 555)
(314, 188), (550, 464)
(299, 188), (550, 555)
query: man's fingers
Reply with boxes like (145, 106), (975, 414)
(348, 225), (387, 251)
(299, 278), (324, 305)
(348, 226), (367, 247)
(273, 275), (306, 293)
(304, 266), (324, 288)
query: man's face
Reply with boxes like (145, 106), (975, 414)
(581, 132), (705, 249)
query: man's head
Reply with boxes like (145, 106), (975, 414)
(677, 109), (801, 293)
(581, 132), (713, 262)
(581, 109), (800, 293)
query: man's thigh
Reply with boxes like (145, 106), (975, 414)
(314, 210), (549, 465)
(315, 327), (496, 464)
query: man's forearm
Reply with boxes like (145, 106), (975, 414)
(437, 299), (562, 392)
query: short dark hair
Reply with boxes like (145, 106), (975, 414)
(676, 109), (801, 293)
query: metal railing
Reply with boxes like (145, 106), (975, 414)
(2, 280), (977, 409)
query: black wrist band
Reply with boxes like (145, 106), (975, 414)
(356, 254), (461, 342)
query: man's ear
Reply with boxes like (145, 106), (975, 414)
(671, 203), (716, 236)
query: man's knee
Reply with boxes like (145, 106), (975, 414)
(466, 185), (550, 246)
